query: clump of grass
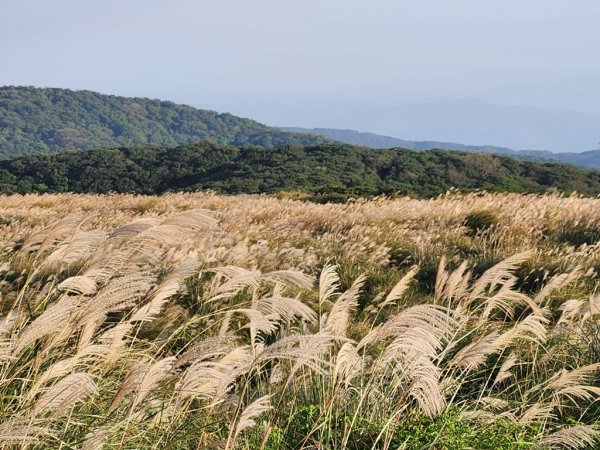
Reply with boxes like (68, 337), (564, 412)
(464, 209), (499, 234)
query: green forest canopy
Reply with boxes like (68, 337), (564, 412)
(1, 142), (599, 200)
(0, 86), (323, 158)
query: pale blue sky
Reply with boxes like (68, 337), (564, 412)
(2, 0), (599, 149)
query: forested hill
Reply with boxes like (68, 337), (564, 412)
(1, 142), (599, 199)
(0, 86), (324, 157)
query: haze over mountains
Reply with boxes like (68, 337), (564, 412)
(280, 97), (600, 154)
(284, 127), (600, 169)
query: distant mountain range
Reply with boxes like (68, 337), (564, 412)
(1, 86), (599, 171)
(294, 97), (600, 154)
(283, 127), (600, 169)
(0, 86), (323, 158)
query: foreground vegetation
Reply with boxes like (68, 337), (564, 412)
(2, 191), (600, 449)
(2, 142), (600, 199)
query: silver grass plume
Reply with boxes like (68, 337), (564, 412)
(536, 425), (600, 449)
(227, 395), (272, 450)
(57, 275), (98, 296)
(534, 267), (582, 305)
(13, 295), (79, 356)
(324, 274), (366, 336)
(32, 372), (99, 419)
(546, 363), (600, 407)
(469, 250), (533, 301)
(333, 342), (363, 386)
(110, 356), (175, 415)
(377, 265), (419, 309)
(0, 420), (55, 446)
(130, 259), (198, 323)
(81, 427), (116, 450)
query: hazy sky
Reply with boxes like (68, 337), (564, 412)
(2, 0), (599, 147)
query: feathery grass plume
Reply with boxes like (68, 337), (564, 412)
(113, 356), (175, 415)
(235, 308), (280, 338)
(359, 304), (456, 349)
(13, 295), (79, 356)
(76, 273), (154, 343)
(0, 339), (13, 362)
(469, 250), (533, 301)
(207, 266), (263, 301)
(28, 344), (109, 399)
(41, 230), (105, 271)
(546, 364), (600, 407)
(493, 311), (549, 348)
(559, 294), (600, 324)
(32, 372), (98, 419)
(558, 299), (586, 324)
(81, 427), (116, 450)
(84, 273), (154, 319)
(0, 420), (55, 446)
(227, 395), (272, 450)
(477, 396), (512, 412)
(107, 217), (161, 241)
(109, 361), (149, 413)
(519, 402), (556, 425)
(97, 321), (136, 358)
(175, 346), (253, 403)
(451, 312), (547, 369)
(449, 331), (500, 369)
(208, 266), (312, 303)
(57, 275), (98, 296)
(402, 352), (446, 418)
(434, 255), (449, 302)
(534, 266), (582, 305)
(333, 342), (363, 386)
(175, 336), (236, 369)
(324, 274), (366, 336)
(253, 295), (317, 324)
(460, 396), (517, 423)
(124, 225), (191, 263)
(319, 263), (340, 305)
(478, 278), (537, 322)
(269, 362), (285, 385)
(0, 308), (25, 338)
(124, 209), (217, 261)
(536, 425), (600, 449)
(261, 269), (314, 289)
(256, 333), (342, 376)
(21, 215), (82, 254)
(439, 260), (471, 304)
(161, 208), (218, 230)
(79, 252), (129, 286)
(493, 351), (518, 386)
(377, 265), (419, 309)
(130, 259), (197, 323)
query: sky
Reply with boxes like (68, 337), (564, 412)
(1, 0), (599, 150)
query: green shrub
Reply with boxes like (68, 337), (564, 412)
(464, 210), (499, 234)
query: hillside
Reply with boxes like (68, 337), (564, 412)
(285, 127), (600, 169)
(1, 142), (599, 199)
(0, 86), (323, 157)
(283, 127), (519, 153)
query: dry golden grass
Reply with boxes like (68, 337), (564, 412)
(1, 191), (600, 449)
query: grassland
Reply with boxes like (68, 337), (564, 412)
(2, 191), (600, 449)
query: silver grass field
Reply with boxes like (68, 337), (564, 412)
(1, 192), (600, 449)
